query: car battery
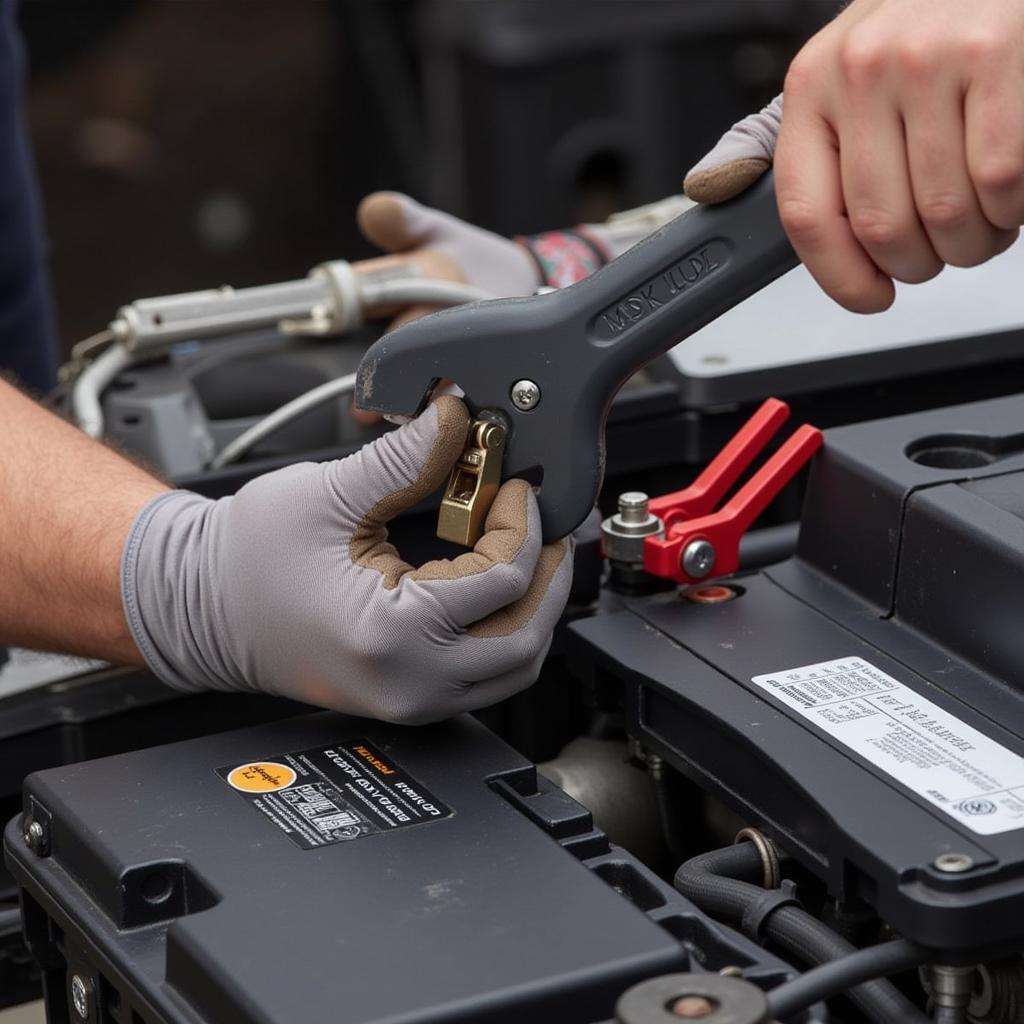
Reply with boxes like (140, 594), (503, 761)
(5, 711), (805, 1024)
(570, 392), (1024, 958)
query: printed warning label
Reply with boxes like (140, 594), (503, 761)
(226, 762), (297, 793)
(751, 657), (1024, 836)
(217, 739), (452, 849)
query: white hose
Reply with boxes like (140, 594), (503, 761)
(71, 276), (489, 448)
(211, 373), (357, 469)
(359, 278), (491, 309)
(71, 342), (132, 438)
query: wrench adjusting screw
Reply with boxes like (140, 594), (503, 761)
(510, 379), (541, 411)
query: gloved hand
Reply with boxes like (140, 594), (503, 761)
(350, 193), (543, 424)
(355, 191), (541, 328)
(685, 0), (1024, 314)
(122, 396), (573, 724)
(683, 95), (783, 206)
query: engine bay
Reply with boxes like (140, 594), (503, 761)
(4, 293), (1024, 1024)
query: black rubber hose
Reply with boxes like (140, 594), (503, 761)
(650, 762), (695, 865)
(766, 938), (930, 1020)
(673, 844), (931, 1024)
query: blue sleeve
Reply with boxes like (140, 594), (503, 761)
(0, 0), (56, 394)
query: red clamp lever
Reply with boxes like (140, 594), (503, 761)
(643, 398), (823, 584)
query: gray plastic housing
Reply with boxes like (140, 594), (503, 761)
(5, 713), (815, 1024)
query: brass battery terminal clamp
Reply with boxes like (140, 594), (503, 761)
(438, 413), (508, 546)
(356, 172), (804, 546)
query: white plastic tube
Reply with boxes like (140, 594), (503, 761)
(211, 373), (358, 469)
(211, 279), (492, 469)
(71, 343), (132, 438)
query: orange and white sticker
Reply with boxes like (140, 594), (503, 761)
(226, 761), (297, 793)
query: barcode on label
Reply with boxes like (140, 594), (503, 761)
(311, 811), (360, 833)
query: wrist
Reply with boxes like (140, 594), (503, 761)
(121, 489), (219, 690)
(514, 228), (610, 289)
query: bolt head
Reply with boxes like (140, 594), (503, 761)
(23, 819), (44, 852)
(933, 852), (975, 873)
(70, 974), (91, 1020)
(510, 379), (541, 411)
(480, 423), (505, 449)
(682, 539), (716, 579)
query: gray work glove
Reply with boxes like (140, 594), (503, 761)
(122, 396), (573, 724)
(684, 95), (782, 204)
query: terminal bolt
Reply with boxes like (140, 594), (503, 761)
(601, 492), (665, 567)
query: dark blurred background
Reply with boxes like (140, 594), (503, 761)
(18, 0), (832, 356)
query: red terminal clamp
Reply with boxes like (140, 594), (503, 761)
(643, 399), (823, 584)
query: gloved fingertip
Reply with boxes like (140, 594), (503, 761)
(683, 158), (770, 204)
(475, 478), (537, 557)
(390, 392), (468, 495)
(356, 191), (420, 252)
(431, 393), (470, 447)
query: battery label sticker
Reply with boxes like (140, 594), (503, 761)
(751, 657), (1024, 836)
(217, 739), (452, 849)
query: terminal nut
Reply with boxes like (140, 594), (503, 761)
(601, 492), (664, 566)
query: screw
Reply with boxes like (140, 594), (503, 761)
(933, 852), (975, 873)
(682, 539), (716, 579)
(618, 492), (650, 524)
(70, 974), (91, 1020)
(510, 379), (541, 411)
(671, 995), (718, 1018)
(23, 819), (44, 854)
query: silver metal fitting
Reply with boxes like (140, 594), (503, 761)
(111, 275), (333, 352)
(682, 538), (716, 579)
(23, 818), (47, 856)
(70, 973), (92, 1020)
(734, 828), (782, 890)
(928, 964), (977, 1013)
(601, 492), (664, 566)
(509, 379), (541, 411)
(933, 852), (975, 874)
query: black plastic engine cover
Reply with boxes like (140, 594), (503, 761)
(571, 394), (1024, 956)
(5, 712), (807, 1024)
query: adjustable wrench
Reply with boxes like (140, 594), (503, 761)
(355, 173), (797, 542)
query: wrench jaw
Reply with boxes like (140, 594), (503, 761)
(352, 346), (440, 420)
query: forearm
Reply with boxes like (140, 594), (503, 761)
(0, 379), (168, 661)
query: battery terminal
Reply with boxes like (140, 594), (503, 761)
(437, 415), (508, 547)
